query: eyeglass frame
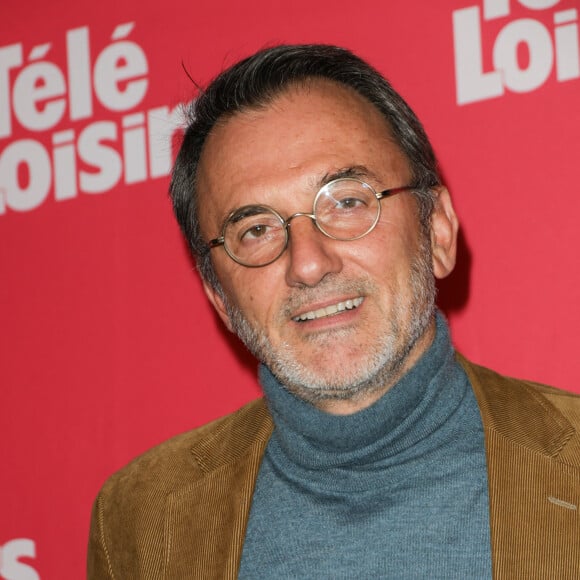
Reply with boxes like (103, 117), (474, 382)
(207, 177), (418, 268)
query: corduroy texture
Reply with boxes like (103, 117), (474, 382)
(88, 358), (580, 579)
(460, 361), (580, 579)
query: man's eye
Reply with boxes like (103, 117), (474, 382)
(241, 224), (270, 241)
(336, 197), (366, 209)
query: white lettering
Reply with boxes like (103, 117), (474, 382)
(93, 25), (148, 112)
(554, 10), (579, 80)
(66, 27), (93, 121)
(122, 112), (147, 184)
(0, 22), (182, 216)
(493, 19), (553, 92)
(484, 0), (561, 19)
(12, 61), (66, 131)
(78, 121), (122, 193)
(453, 7), (504, 104)
(453, 1), (579, 105)
(483, 0), (510, 20)
(0, 44), (23, 138)
(0, 139), (51, 213)
(518, 0), (560, 10)
(52, 129), (78, 200)
(0, 539), (40, 580)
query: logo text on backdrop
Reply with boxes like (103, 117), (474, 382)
(453, 0), (579, 104)
(0, 23), (183, 215)
(0, 539), (39, 580)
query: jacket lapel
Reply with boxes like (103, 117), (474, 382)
(460, 357), (580, 579)
(164, 401), (273, 579)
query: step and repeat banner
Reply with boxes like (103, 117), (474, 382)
(2, 0), (580, 577)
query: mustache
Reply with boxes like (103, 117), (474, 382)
(280, 274), (377, 318)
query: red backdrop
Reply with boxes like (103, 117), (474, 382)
(2, 0), (580, 577)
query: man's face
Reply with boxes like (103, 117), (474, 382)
(197, 81), (456, 413)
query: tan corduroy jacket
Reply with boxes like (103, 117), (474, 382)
(88, 356), (580, 579)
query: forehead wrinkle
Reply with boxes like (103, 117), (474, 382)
(223, 165), (377, 218)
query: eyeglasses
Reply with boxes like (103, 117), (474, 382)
(208, 177), (415, 268)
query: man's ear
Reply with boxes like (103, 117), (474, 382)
(202, 279), (234, 333)
(430, 186), (459, 280)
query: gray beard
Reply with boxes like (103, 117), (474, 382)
(219, 235), (436, 404)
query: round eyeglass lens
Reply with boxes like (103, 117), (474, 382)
(314, 179), (380, 240)
(224, 206), (287, 266)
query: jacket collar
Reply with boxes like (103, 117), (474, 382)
(164, 400), (273, 579)
(458, 355), (575, 456)
(458, 355), (580, 578)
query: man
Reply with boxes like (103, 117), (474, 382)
(88, 45), (580, 579)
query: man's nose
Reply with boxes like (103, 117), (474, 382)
(284, 215), (342, 287)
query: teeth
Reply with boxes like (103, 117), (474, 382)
(293, 297), (363, 322)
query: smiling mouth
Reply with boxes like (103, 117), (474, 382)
(292, 297), (364, 322)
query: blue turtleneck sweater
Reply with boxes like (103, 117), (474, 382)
(238, 315), (492, 579)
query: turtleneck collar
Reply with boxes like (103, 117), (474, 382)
(258, 312), (470, 481)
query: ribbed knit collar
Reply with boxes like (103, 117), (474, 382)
(259, 312), (470, 487)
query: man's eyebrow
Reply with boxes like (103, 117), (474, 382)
(317, 166), (380, 187)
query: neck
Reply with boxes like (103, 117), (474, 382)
(259, 311), (457, 455)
